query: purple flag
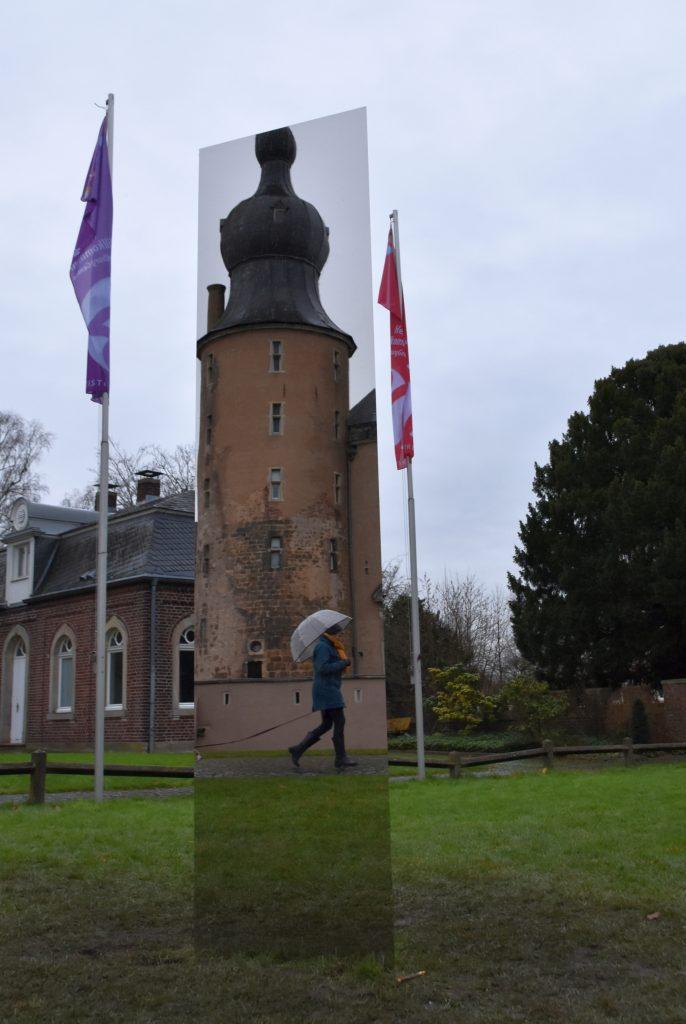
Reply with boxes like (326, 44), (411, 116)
(70, 116), (112, 402)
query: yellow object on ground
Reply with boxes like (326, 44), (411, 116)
(388, 717), (412, 734)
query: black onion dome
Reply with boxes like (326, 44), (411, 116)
(208, 127), (354, 350)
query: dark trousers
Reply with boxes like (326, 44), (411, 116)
(294, 707), (346, 761)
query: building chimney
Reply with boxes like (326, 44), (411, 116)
(95, 485), (117, 512)
(207, 283), (226, 332)
(136, 470), (162, 503)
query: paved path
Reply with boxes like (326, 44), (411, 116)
(196, 753), (388, 778)
(0, 785), (192, 806)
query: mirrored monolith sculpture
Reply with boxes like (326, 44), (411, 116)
(194, 112), (393, 962)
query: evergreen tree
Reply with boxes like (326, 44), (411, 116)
(509, 343), (686, 687)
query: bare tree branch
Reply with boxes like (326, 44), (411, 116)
(62, 439), (196, 511)
(0, 411), (53, 534)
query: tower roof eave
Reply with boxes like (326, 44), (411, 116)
(197, 320), (356, 357)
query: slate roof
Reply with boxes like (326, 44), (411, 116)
(1, 501), (99, 546)
(27, 490), (196, 600)
(348, 389), (376, 426)
(348, 389), (377, 446)
(23, 502), (100, 526)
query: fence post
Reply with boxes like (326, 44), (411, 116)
(623, 736), (635, 767)
(542, 739), (555, 769)
(28, 750), (47, 805)
(448, 751), (462, 779)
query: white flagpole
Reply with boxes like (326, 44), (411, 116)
(391, 209), (425, 781)
(94, 93), (113, 801)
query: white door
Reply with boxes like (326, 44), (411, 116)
(10, 640), (27, 744)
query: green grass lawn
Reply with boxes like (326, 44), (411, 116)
(0, 750), (193, 795)
(1, 764), (685, 1023)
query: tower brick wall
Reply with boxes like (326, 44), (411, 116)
(348, 428), (385, 680)
(196, 327), (352, 683)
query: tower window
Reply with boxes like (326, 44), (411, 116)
(293, 690), (301, 705)
(247, 660), (263, 679)
(334, 410), (340, 439)
(270, 536), (283, 569)
(223, 692), (231, 706)
(329, 538), (338, 572)
(206, 353), (215, 385)
(203, 477), (211, 509)
(206, 414), (212, 446)
(270, 402), (283, 435)
(354, 688), (362, 703)
(270, 468), (282, 501)
(202, 544), (210, 576)
(333, 350), (340, 382)
(270, 340), (283, 372)
(334, 473), (342, 505)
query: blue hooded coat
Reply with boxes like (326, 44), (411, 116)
(311, 635), (348, 711)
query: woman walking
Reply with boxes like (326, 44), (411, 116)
(288, 624), (358, 770)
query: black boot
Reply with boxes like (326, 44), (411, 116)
(288, 730), (320, 768)
(333, 734), (358, 770)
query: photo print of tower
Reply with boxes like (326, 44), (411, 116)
(194, 110), (387, 757)
(194, 110), (393, 961)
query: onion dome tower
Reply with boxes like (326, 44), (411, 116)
(212, 127), (354, 347)
(195, 127), (357, 707)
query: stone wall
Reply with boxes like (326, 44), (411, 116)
(554, 679), (686, 742)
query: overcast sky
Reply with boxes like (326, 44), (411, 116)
(2, 1), (686, 593)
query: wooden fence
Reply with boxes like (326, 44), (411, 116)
(0, 751), (193, 804)
(389, 738), (686, 777)
(4, 741), (685, 800)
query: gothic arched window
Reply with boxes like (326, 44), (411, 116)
(106, 628), (125, 709)
(55, 636), (75, 712)
(179, 626), (195, 709)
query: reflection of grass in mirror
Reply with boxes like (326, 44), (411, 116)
(195, 775), (394, 961)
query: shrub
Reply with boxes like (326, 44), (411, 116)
(388, 731), (528, 753)
(427, 667), (499, 732)
(499, 675), (568, 742)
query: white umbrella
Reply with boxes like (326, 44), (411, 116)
(290, 609), (352, 663)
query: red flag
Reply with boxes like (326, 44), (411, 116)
(378, 227), (413, 469)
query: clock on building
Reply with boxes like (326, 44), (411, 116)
(11, 500), (28, 532)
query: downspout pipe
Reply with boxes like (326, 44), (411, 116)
(148, 578), (158, 753)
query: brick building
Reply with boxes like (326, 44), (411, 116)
(0, 486), (195, 751)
